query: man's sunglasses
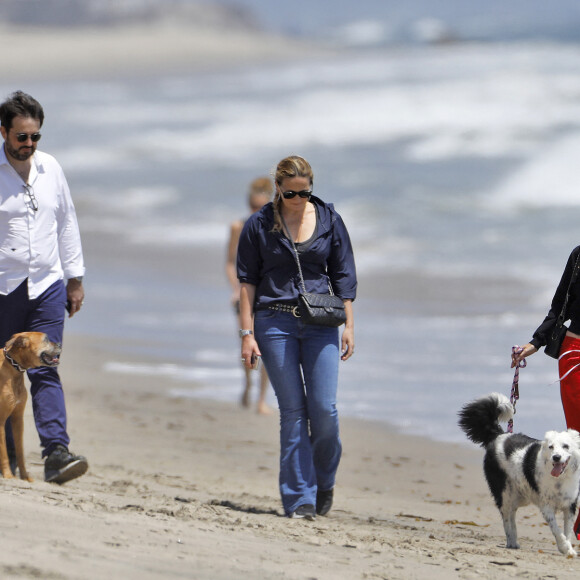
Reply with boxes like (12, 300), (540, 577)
(281, 189), (312, 200)
(15, 132), (42, 143)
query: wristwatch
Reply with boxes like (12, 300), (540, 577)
(239, 329), (253, 338)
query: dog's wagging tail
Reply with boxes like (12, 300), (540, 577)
(458, 392), (513, 447)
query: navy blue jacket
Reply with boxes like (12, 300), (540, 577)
(237, 196), (357, 310)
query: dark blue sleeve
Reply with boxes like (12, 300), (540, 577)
(236, 216), (261, 286)
(327, 213), (357, 301)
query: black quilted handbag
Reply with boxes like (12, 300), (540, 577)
(298, 291), (346, 327)
(544, 322), (568, 360)
(282, 214), (346, 328)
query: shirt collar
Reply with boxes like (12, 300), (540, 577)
(0, 144), (42, 178)
(0, 144), (10, 167)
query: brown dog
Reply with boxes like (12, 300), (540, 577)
(0, 332), (61, 481)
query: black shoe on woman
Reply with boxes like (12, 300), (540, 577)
(290, 504), (316, 520)
(316, 488), (334, 516)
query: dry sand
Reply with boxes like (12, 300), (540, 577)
(1, 19), (580, 580)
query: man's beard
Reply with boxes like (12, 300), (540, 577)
(5, 142), (34, 161)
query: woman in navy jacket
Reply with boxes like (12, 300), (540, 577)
(237, 155), (357, 519)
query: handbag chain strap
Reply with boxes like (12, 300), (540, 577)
(280, 212), (308, 294)
(280, 212), (335, 296)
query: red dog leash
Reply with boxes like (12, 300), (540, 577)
(508, 345), (526, 433)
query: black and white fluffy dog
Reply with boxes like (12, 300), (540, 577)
(458, 393), (580, 557)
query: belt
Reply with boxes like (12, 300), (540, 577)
(267, 303), (301, 317)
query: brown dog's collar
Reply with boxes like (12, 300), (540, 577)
(3, 347), (25, 373)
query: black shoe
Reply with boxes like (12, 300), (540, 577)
(316, 488), (334, 516)
(290, 504), (316, 520)
(44, 444), (88, 484)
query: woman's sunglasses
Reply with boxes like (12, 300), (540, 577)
(15, 132), (42, 143)
(281, 189), (312, 200)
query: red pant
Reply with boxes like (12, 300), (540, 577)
(559, 335), (580, 431)
(558, 335), (580, 535)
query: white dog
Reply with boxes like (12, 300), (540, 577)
(458, 393), (580, 557)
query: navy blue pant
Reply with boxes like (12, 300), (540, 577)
(0, 280), (69, 458)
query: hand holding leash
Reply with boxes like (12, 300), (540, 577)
(511, 343), (536, 368)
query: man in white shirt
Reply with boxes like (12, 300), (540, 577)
(0, 91), (88, 484)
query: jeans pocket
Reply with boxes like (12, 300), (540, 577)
(255, 309), (277, 321)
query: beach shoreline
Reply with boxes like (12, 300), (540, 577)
(0, 22), (336, 82)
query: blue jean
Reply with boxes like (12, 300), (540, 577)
(254, 309), (341, 515)
(0, 279), (69, 457)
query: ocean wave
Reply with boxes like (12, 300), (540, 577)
(484, 133), (580, 209)
(104, 361), (240, 382)
(49, 43), (580, 172)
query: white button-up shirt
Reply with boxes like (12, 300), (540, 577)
(0, 146), (85, 299)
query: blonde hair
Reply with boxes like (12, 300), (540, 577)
(247, 176), (273, 211)
(271, 155), (314, 233)
(249, 176), (273, 196)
